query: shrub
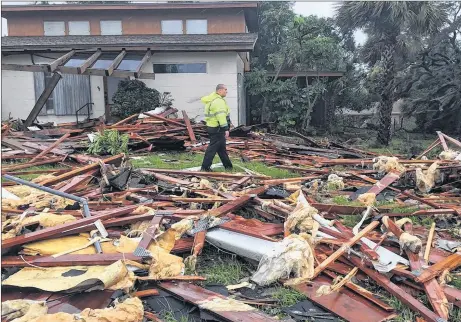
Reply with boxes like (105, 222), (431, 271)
(87, 129), (129, 155)
(111, 80), (160, 119)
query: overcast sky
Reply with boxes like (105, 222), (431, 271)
(1, 1), (366, 44)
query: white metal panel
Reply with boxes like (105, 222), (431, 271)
(186, 19), (207, 34)
(44, 21), (65, 36)
(68, 21), (90, 35)
(100, 20), (122, 35)
(161, 20), (183, 35)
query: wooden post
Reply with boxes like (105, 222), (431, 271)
(24, 71), (62, 129)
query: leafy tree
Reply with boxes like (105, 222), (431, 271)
(336, 1), (447, 145)
(87, 129), (129, 156)
(396, 2), (461, 135)
(111, 80), (160, 119)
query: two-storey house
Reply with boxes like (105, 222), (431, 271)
(1, 2), (258, 125)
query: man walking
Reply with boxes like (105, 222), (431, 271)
(200, 84), (233, 171)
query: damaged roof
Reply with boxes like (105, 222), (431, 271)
(1, 33), (259, 52)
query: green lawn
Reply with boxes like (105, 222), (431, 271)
(130, 152), (299, 179)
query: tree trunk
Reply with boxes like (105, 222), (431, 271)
(377, 44), (396, 146)
(261, 58), (286, 123)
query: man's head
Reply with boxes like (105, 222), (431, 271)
(216, 84), (228, 97)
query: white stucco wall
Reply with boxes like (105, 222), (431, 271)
(141, 52), (240, 125)
(2, 51), (241, 125)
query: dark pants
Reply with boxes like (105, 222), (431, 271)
(201, 130), (233, 171)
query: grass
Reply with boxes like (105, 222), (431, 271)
(130, 152), (298, 179)
(449, 275), (461, 289)
(1, 164), (68, 181)
(341, 215), (363, 228)
(386, 296), (419, 322)
(366, 137), (436, 157)
(196, 246), (251, 285)
(272, 286), (307, 307)
(161, 311), (190, 322)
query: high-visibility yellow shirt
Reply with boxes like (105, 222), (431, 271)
(201, 92), (230, 129)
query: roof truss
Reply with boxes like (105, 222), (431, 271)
(1, 49), (156, 79)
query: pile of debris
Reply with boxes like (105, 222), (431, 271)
(2, 113), (461, 322)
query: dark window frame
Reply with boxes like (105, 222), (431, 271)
(153, 63), (207, 74)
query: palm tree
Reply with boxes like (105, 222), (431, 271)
(335, 2), (446, 145)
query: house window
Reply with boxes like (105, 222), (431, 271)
(44, 21), (65, 36)
(68, 21), (90, 35)
(44, 72), (55, 114)
(100, 20), (122, 35)
(161, 20), (183, 35)
(186, 19), (207, 34)
(154, 63), (207, 74)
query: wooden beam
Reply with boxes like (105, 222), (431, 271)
(143, 111), (185, 127)
(48, 50), (75, 72)
(24, 71), (62, 129)
(29, 133), (70, 163)
(312, 220), (379, 279)
(106, 50), (126, 76)
(134, 50), (152, 78)
(2, 63), (49, 72)
(182, 110), (197, 143)
(78, 50), (102, 74)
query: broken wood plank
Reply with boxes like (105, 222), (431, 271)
(158, 282), (279, 321)
(143, 112), (186, 128)
(134, 216), (163, 257)
(58, 171), (98, 193)
(348, 255), (444, 322)
(143, 168), (269, 179)
(415, 252), (461, 283)
(1, 157), (64, 173)
(207, 186), (269, 217)
(291, 275), (397, 322)
(39, 153), (124, 186)
(228, 176), (251, 191)
(182, 110), (196, 143)
(1, 253), (142, 267)
(131, 289), (160, 298)
(365, 170), (403, 196)
(424, 222), (436, 264)
(2, 205), (137, 250)
(29, 133), (71, 163)
(312, 220), (379, 279)
(110, 113), (139, 127)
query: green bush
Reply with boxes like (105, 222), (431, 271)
(87, 129), (129, 155)
(111, 80), (160, 119)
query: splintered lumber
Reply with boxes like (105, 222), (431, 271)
(158, 282), (279, 321)
(58, 171), (98, 193)
(182, 110), (196, 143)
(143, 171), (191, 186)
(228, 176), (251, 190)
(291, 275), (397, 322)
(138, 276), (206, 282)
(2, 205), (137, 250)
(348, 255), (444, 322)
(2, 253), (142, 267)
(132, 289), (160, 298)
(424, 222), (436, 264)
(207, 185), (269, 217)
(29, 132), (71, 163)
(39, 153), (124, 186)
(143, 111), (186, 127)
(1, 157), (64, 173)
(144, 312), (163, 322)
(312, 220), (379, 279)
(398, 221), (449, 320)
(133, 216), (163, 257)
(416, 252), (461, 283)
(365, 170), (403, 195)
(111, 113), (139, 126)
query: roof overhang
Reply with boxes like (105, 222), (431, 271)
(1, 2), (258, 14)
(1, 33), (259, 53)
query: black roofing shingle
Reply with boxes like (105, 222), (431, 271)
(1, 34), (258, 52)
